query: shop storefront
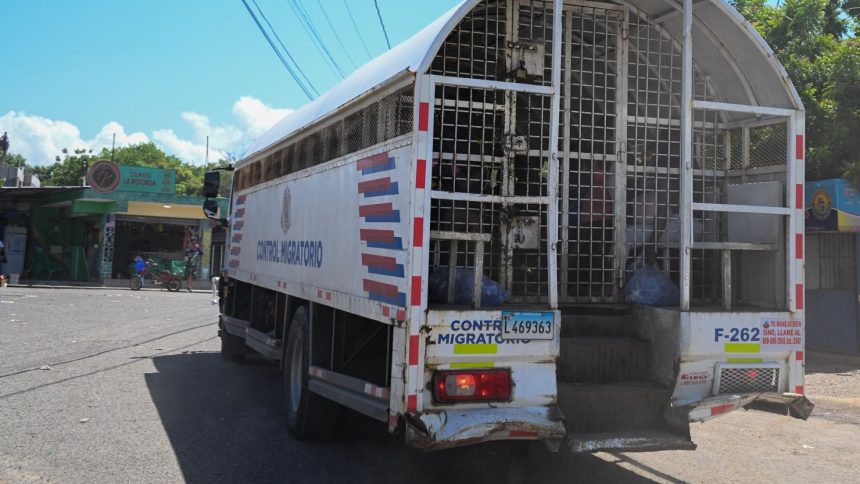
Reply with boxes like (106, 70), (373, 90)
(2, 162), (226, 284)
(805, 179), (860, 353)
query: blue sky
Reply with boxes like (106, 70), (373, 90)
(0, 0), (461, 165)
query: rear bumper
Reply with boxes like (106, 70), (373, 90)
(684, 392), (815, 422)
(404, 406), (566, 451)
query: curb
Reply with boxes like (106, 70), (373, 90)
(4, 284), (209, 293)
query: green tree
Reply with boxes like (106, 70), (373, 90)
(732, 0), (860, 183)
(36, 148), (96, 186)
(0, 152), (27, 168)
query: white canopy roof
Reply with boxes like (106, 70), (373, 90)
(241, 0), (801, 165)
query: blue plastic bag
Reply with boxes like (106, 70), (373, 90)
(429, 267), (509, 306)
(625, 265), (680, 306)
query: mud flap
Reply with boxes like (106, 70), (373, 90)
(744, 393), (815, 420)
(685, 393), (815, 422)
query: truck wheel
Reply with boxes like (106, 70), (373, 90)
(220, 324), (247, 362)
(283, 306), (340, 440)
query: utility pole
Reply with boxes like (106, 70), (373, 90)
(111, 133), (116, 162)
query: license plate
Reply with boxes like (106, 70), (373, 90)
(501, 311), (554, 340)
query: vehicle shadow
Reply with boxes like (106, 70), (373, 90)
(807, 351), (860, 374)
(145, 352), (674, 484)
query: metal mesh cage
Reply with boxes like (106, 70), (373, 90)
(749, 122), (788, 169)
(718, 367), (780, 394)
(235, 85), (414, 192)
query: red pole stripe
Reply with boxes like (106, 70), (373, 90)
(796, 351), (804, 361)
(796, 284), (804, 310)
(411, 276), (422, 306)
(413, 217), (424, 248)
(418, 102), (429, 132)
(795, 385), (804, 394)
(407, 395), (417, 412)
(396, 309), (406, 321)
(416, 159), (427, 189)
(409, 335), (419, 365)
(796, 134), (804, 160)
(796, 184), (803, 209)
(795, 233), (804, 259)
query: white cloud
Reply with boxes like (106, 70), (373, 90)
(232, 96), (293, 139)
(0, 96), (293, 166)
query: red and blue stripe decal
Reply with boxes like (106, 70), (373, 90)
(232, 234), (243, 243)
(363, 279), (406, 307)
(360, 229), (402, 250)
(236, 195), (247, 205)
(228, 259), (240, 268)
(234, 208), (245, 218)
(359, 203), (400, 223)
(232, 220), (244, 231)
(358, 177), (399, 198)
(357, 153), (396, 175)
(362, 254), (404, 278)
(230, 246), (241, 256)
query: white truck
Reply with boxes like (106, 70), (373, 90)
(203, 0), (812, 453)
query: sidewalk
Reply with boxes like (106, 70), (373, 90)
(3, 278), (214, 292)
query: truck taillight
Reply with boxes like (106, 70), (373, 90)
(433, 369), (511, 403)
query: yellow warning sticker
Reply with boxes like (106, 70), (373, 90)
(724, 343), (761, 353)
(453, 344), (498, 355)
(450, 361), (495, 369)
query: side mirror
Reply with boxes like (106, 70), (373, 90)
(203, 199), (219, 219)
(203, 171), (220, 198)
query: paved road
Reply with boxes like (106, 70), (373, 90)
(1, 287), (858, 483)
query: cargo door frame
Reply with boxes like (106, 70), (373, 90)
(558, 1), (629, 303)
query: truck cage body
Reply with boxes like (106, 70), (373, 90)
(219, 0), (810, 452)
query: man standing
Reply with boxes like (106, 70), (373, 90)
(184, 242), (203, 292)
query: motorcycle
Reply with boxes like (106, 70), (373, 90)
(130, 258), (181, 292)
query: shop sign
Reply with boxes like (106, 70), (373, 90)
(117, 166), (176, 194)
(87, 160), (121, 193)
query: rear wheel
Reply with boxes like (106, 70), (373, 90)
(283, 306), (340, 440)
(165, 279), (181, 292)
(130, 277), (142, 291)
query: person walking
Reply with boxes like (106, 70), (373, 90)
(184, 242), (203, 292)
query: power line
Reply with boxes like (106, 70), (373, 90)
(315, 0), (358, 70)
(251, 0), (319, 96)
(373, 0), (391, 50)
(288, 0), (346, 79)
(240, 0), (315, 100)
(342, 0), (373, 60)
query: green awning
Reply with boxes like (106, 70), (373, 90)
(72, 198), (116, 215)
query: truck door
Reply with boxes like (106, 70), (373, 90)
(559, 4), (627, 303)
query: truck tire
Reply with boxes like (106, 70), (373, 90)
(283, 306), (340, 440)
(220, 322), (247, 362)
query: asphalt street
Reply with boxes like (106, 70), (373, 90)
(1, 287), (858, 483)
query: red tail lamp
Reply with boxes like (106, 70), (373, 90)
(433, 369), (512, 403)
